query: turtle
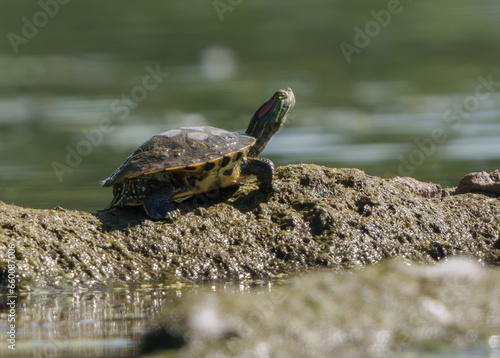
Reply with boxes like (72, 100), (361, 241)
(100, 87), (295, 220)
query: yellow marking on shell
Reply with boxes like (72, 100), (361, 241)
(124, 202), (142, 207)
(171, 152), (249, 200)
(140, 152), (241, 177)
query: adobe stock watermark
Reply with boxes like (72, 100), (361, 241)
(213, 0), (242, 21)
(395, 73), (500, 177)
(340, 0), (411, 64)
(5, 242), (18, 351)
(51, 65), (169, 182)
(7, 0), (71, 54)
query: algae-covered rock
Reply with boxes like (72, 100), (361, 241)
(138, 259), (500, 357)
(0, 164), (499, 287)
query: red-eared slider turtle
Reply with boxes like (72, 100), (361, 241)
(101, 87), (295, 220)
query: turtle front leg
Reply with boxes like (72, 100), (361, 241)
(143, 185), (180, 220)
(241, 157), (278, 194)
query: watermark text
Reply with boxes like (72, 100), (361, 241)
(5, 242), (17, 351)
(7, 0), (71, 54)
(51, 65), (168, 182)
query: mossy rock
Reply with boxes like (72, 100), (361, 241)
(0, 164), (499, 287)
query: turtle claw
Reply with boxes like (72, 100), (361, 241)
(271, 184), (281, 194)
(262, 183), (280, 195)
(165, 208), (181, 220)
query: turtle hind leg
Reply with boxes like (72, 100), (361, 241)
(99, 183), (128, 212)
(241, 157), (278, 194)
(143, 186), (180, 220)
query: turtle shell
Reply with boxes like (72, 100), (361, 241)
(101, 126), (255, 187)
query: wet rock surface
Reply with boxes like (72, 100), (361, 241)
(0, 164), (499, 287)
(138, 259), (500, 358)
(456, 169), (500, 196)
(391, 176), (447, 198)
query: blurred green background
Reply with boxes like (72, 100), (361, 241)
(1, 0), (499, 211)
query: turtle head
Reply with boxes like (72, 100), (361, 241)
(245, 87), (295, 157)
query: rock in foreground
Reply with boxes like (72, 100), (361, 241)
(0, 164), (499, 287)
(138, 259), (500, 357)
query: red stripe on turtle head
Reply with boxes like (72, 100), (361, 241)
(257, 96), (276, 119)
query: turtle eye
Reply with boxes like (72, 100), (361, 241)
(277, 92), (287, 100)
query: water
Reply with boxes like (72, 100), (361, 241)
(1, 0), (499, 211)
(1, 1), (500, 356)
(0, 282), (264, 358)
(1, 262), (498, 357)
